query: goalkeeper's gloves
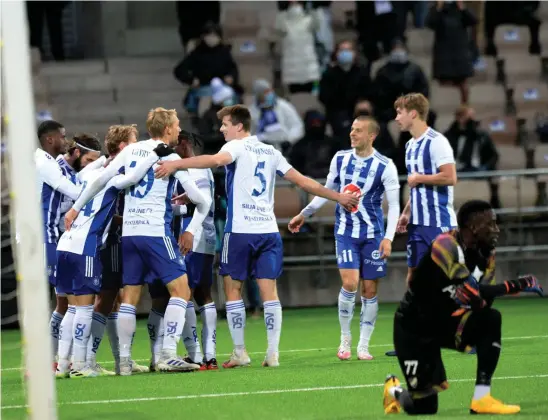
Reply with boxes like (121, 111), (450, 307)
(455, 282), (487, 312)
(505, 274), (544, 297)
(153, 143), (176, 157)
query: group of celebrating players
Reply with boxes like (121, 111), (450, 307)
(35, 92), (544, 416)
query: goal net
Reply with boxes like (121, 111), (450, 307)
(1, 1), (58, 418)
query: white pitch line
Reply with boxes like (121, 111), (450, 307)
(1, 334), (547, 372)
(2, 374), (547, 410)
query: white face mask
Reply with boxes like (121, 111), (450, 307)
(204, 34), (220, 47)
(288, 4), (304, 16)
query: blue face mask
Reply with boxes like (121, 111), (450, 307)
(260, 91), (276, 108)
(222, 97), (235, 106)
(337, 50), (354, 65)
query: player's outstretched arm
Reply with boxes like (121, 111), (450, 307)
(283, 168), (359, 211)
(154, 152), (233, 178)
(479, 275), (544, 299)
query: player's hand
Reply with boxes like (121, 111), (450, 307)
(338, 191), (360, 212)
(153, 143), (176, 158)
(396, 213), (409, 234)
(407, 173), (420, 189)
(516, 274), (544, 297)
(64, 208), (79, 231)
(178, 231), (194, 255)
(155, 160), (179, 179)
(172, 192), (190, 206)
(454, 282), (486, 311)
(288, 214), (305, 233)
(378, 238), (392, 259)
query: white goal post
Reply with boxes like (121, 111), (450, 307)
(1, 1), (58, 419)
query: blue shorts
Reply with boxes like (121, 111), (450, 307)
(407, 225), (452, 268)
(185, 252), (215, 289)
(122, 235), (186, 287)
(45, 242), (57, 286)
(335, 235), (386, 280)
(56, 251), (102, 296)
(100, 243), (122, 291)
(219, 232), (283, 281)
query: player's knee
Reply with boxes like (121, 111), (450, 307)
(122, 285), (142, 306)
(361, 280), (377, 299)
(257, 278), (278, 302)
(55, 296), (69, 314)
(166, 276), (191, 300)
(403, 394), (438, 415)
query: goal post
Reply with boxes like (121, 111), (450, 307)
(1, 1), (58, 419)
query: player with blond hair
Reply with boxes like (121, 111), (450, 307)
(65, 107), (210, 374)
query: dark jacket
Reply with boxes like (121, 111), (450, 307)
(445, 121), (499, 170)
(374, 60), (429, 123)
(319, 64), (372, 115)
(426, 4), (477, 81)
(174, 42), (239, 87)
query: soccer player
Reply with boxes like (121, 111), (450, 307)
(154, 105), (359, 368)
(83, 125), (148, 375)
(173, 131), (218, 370)
(385, 93), (458, 358)
(54, 134), (103, 375)
(383, 200), (544, 415)
(287, 116), (400, 360)
(66, 107), (211, 374)
(35, 120), (81, 366)
(56, 133), (171, 378)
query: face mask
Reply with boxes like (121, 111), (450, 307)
(260, 91), (276, 108)
(288, 4), (304, 16)
(204, 34), (220, 47)
(223, 97), (235, 107)
(390, 50), (408, 63)
(466, 119), (479, 131)
(337, 50), (354, 66)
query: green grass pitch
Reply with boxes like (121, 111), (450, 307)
(1, 299), (547, 420)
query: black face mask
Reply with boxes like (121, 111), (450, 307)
(355, 109), (371, 118)
(465, 119), (479, 132)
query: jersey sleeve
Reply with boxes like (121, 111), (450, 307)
(36, 154), (81, 200)
(173, 171), (212, 236)
(220, 141), (244, 163)
(430, 233), (470, 284)
(430, 135), (455, 168)
(381, 160), (400, 192)
(300, 154), (339, 217)
(276, 151), (293, 177)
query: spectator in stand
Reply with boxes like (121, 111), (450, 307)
(374, 39), (430, 124)
(426, 1), (477, 105)
(319, 40), (373, 139)
(354, 100), (396, 161)
(249, 79), (304, 155)
(196, 78), (238, 155)
(26, 1), (69, 61)
(274, 1), (321, 94)
(174, 22), (242, 116)
(393, 1), (429, 44)
(355, 1), (399, 64)
(289, 110), (343, 178)
(445, 105), (501, 208)
(175, 1), (220, 53)
(484, 1), (542, 56)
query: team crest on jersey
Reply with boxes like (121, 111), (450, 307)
(177, 257), (185, 266)
(371, 250), (381, 260)
(368, 170), (376, 178)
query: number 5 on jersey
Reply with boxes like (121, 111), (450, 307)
(252, 161), (266, 197)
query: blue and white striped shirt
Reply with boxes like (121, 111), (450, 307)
(302, 149), (400, 240)
(405, 128), (457, 228)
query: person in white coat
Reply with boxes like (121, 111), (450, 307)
(275, 1), (320, 93)
(249, 79), (304, 153)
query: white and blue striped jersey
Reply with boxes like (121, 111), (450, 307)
(180, 168), (216, 255)
(57, 168), (131, 256)
(35, 149), (81, 244)
(57, 155), (78, 234)
(221, 136), (293, 234)
(405, 127), (457, 228)
(302, 149), (400, 240)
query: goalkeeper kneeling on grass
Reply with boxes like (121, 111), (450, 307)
(382, 200), (544, 415)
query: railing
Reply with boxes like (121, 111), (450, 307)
(276, 168), (548, 274)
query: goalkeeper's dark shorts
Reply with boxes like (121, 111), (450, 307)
(393, 311), (476, 396)
(100, 243), (122, 291)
